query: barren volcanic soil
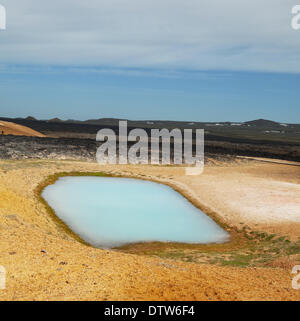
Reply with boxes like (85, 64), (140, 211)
(0, 159), (299, 301)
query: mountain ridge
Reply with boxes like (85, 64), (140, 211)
(16, 116), (295, 126)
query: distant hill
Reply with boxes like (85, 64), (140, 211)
(84, 118), (127, 125)
(244, 119), (280, 127)
(0, 121), (46, 137)
(47, 118), (63, 123)
(1, 116), (299, 145)
(17, 116), (294, 127)
(26, 116), (37, 121)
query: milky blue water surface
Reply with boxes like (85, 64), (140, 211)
(42, 177), (229, 248)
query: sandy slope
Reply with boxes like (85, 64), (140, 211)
(0, 159), (299, 301)
(0, 121), (45, 137)
(177, 164), (300, 238)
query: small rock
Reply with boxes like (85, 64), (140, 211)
(41, 249), (47, 254)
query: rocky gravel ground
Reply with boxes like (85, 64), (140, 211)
(0, 135), (238, 164)
(0, 135), (97, 161)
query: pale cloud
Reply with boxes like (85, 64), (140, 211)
(0, 0), (299, 73)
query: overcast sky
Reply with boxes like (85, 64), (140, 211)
(0, 1), (299, 121)
(0, 0), (299, 72)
